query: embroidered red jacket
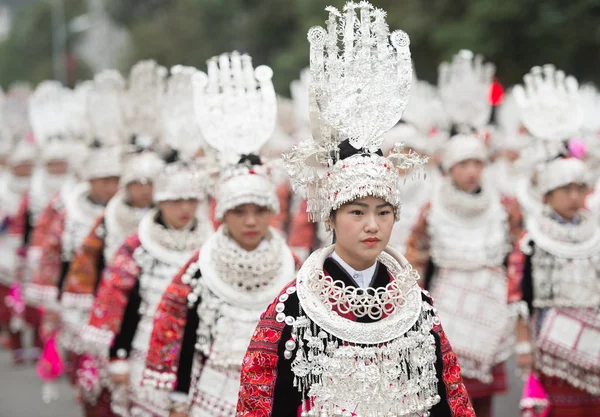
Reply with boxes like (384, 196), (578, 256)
(236, 258), (475, 417)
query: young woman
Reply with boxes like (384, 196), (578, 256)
(0, 139), (37, 362)
(405, 134), (522, 417)
(406, 51), (522, 417)
(237, 4), (474, 416)
(138, 52), (296, 417)
(508, 155), (600, 416)
(59, 150), (163, 416)
(141, 156), (296, 417)
(508, 66), (600, 417)
(83, 159), (211, 416)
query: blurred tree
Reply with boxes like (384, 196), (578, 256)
(0, 0), (92, 88)
(2, 0), (600, 93)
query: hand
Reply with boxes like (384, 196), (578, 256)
(516, 352), (534, 374)
(42, 310), (61, 329)
(110, 373), (129, 386)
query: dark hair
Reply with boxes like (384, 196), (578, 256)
(449, 124), (476, 137)
(90, 138), (103, 148)
(238, 153), (262, 166)
(332, 139), (383, 164)
(163, 148), (180, 164)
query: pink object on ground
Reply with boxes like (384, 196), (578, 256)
(36, 333), (65, 382)
(520, 373), (551, 417)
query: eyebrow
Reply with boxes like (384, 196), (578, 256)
(347, 202), (393, 209)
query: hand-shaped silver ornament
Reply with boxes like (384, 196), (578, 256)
(307, 2), (412, 152)
(438, 49), (495, 130)
(192, 51), (277, 166)
(513, 64), (582, 142)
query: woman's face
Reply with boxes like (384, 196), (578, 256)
(11, 162), (34, 178)
(89, 176), (120, 206)
(158, 199), (199, 229)
(544, 183), (587, 221)
(223, 204), (273, 251)
(126, 181), (154, 209)
(449, 158), (484, 193)
(328, 196), (395, 271)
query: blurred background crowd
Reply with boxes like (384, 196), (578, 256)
(1, 0), (599, 94)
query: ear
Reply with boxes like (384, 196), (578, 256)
(327, 216), (335, 232)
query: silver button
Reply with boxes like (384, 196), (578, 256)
(353, 273), (359, 279)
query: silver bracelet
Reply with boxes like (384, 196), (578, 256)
(515, 341), (533, 355)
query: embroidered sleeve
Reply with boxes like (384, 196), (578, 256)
(236, 283), (295, 417)
(27, 205), (66, 305)
(432, 321), (476, 417)
(142, 251), (199, 391)
(507, 231), (532, 319)
(501, 196), (524, 247)
(405, 202), (432, 278)
(62, 215), (105, 308)
(60, 215), (107, 352)
(81, 234), (141, 357)
(288, 199), (316, 261)
(9, 194), (28, 240)
(9, 195), (29, 283)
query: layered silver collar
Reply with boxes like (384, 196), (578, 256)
(137, 209), (208, 265)
(195, 225), (296, 309)
(296, 245), (422, 345)
(435, 177), (495, 220)
(528, 209), (600, 258)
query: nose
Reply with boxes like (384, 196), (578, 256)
(364, 212), (379, 233)
(245, 213), (257, 226)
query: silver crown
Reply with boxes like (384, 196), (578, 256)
(192, 51), (279, 218)
(284, 2), (426, 222)
(125, 60), (167, 141)
(162, 65), (204, 159)
(438, 50), (495, 130)
(193, 51), (277, 166)
(513, 64), (582, 142)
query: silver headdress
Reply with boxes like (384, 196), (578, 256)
(290, 68), (310, 130)
(120, 150), (164, 187)
(437, 51), (494, 171)
(151, 65), (207, 202)
(494, 89), (532, 152)
(125, 60), (167, 142)
(193, 51), (279, 220)
(283, 2), (426, 222)
(385, 79), (449, 155)
(29, 81), (74, 163)
(83, 70), (127, 180)
(162, 65), (205, 159)
(438, 50), (495, 131)
(5, 84), (37, 167)
(153, 159), (205, 203)
(514, 65), (586, 196)
(514, 64), (581, 143)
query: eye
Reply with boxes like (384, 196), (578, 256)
(379, 210), (392, 216)
(350, 210), (363, 216)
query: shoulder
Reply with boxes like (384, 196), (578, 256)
(500, 195), (522, 216)
(263, 279), (299, 321)
(515, 230), (534, 255)
(123, 232), (142, 250)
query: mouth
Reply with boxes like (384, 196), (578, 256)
(244, 231), (259, 237)
(362, 238), (380, 247)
